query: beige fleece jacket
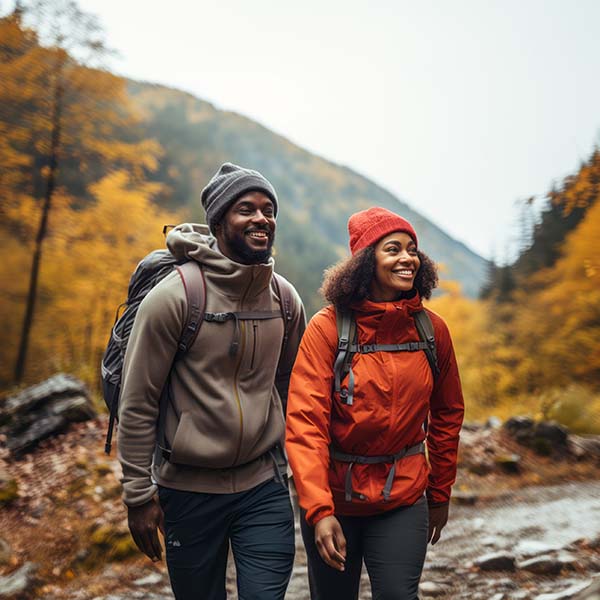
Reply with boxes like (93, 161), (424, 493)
(117, 224), (306, 507)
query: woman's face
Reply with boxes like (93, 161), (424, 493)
(369, 231), (420, 301)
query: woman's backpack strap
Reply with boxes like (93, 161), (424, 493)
(413, 309), (440, 379)
(334, 308), (357, 405)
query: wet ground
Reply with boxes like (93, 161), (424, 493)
(65, 479), (600, 599)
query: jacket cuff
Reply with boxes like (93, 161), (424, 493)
(306, 506), (335, 528)
(426, 488), (450, 506)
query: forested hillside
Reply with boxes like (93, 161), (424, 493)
(429, 149), (600, 429)
(126, 81), (488, 308)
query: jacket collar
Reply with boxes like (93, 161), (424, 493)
(351, 292), (424, 343)
(166, 222), (273, 300)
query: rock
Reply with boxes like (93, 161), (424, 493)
(504, 417), (571, 456)
(494, 577), (519, 590)
(0, 374), (96, 457)
(589, 536), (600, 550)
(452, 491), (479, 505)
(504, 416), (534, 439)
(569, 435), (600, 460)
(571, 580), (600, 599)
(426, 558), (455, 572)
(486, 416), (502, 429)
(474, 552), (516, 571)
(535, 421), (569, 446)
(555, 551), (579, 570)
(466, 457), (495, 476)
(481, 536), (501, 547)
(134, 573), (164, 586)
(0, 538), (12, 566)
(537, 580), (596, 600)
(515, 540), (558, 557)
(0, 562), (38, 597)
(0, 470), (18, 506)
(519, 554), (564, 575)
(494, 453), (521, 474)
(419, 581), (449, 597)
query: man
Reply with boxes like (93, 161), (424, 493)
(117, 163), (306, 600)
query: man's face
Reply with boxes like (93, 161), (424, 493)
(214, 192), (276, 264)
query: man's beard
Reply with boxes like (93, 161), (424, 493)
(222, 223), (275, 264)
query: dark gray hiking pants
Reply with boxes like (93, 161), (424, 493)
(301, 496), (428, 600)
(158, 478), (294, 600)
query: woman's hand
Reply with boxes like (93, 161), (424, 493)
(428, 503), (449, 545)
(314, 515), (347, 571)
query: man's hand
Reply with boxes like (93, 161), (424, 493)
(127, 498), (165, 562)
(428, 503), (449, 545)
(314, 515), (346, 571)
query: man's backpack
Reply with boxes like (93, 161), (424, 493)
(101, 247), (294, 455)
(333, 307), (440, 406)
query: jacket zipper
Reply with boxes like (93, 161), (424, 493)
(232, 321), (246, 466)
(250, 323), (257, 369)
(232, 276), (253, 466)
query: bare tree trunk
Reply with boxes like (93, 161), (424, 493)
(14, 53), (64, 383)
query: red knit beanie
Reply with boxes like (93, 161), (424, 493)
(348, 207), (418, 255)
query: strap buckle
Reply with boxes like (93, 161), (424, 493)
(358, 343), (375, 353)
(338, 336), (349, 351)
(204, 312), (232, 323)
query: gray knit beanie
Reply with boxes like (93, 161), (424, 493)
(201, 163), (278, 232)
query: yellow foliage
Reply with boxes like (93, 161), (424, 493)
(0, 171), (183, 390)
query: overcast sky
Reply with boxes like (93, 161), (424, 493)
(10, 0), (600, 259)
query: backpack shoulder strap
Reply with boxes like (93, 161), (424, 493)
(272, 272), (294, 362)
(413, 309), (440, 379)
(174, 261), (206, 356)
(156, 260), (206, 466)
(334, 307), (357, 404)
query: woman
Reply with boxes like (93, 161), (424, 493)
(286, 207), (464, 600)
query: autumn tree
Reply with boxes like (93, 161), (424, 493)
(0, 2), (161, 383)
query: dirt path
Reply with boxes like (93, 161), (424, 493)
(59, 480), (599, 599)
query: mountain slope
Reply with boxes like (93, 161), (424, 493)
(128, 81), (487, 312)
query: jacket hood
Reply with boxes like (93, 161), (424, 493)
(166, 222), (275, 299)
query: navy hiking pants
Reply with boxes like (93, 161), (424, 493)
(300, 496), (428, 600)
(158, 478), (295, 600)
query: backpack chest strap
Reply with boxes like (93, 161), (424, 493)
(350, 341), (429, 354)
(204, 310), (282, 356)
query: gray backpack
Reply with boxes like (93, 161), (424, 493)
(101, 250), (294, 455)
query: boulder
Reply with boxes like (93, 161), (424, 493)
(504, 417), (572, 456)
(474, 552), (516, 572)
(494, 453), (521, 474)
(0, 374), (96, 457)
(0, 562), (38, 598)
(504, 416), (534, 439)
(518, 554), (564, 575)
(419, 581), (449, 597)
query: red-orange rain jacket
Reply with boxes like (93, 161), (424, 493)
(286, 293), (464, 526)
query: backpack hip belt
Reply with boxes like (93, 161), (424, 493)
(330, 442), (426, 503)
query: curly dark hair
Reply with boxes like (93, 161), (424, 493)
(320, 246), (438, 310)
